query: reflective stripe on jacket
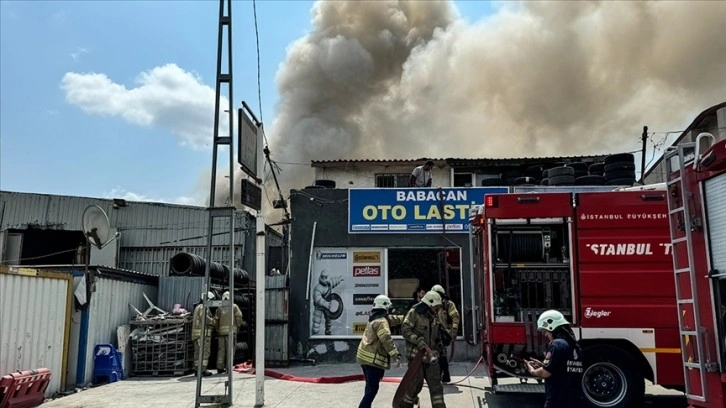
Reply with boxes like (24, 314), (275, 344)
(356, 317), (399, 370)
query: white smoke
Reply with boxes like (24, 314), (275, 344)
(217, 0), (726, 215)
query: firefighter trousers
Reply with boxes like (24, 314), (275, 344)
(193, 337), (211, 369)
(217, 335), (231, 370)
(400, 361), (446, 408)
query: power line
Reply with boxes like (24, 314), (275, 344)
(252, 0), (268, 147)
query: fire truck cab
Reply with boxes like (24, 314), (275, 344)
(665, 134), (726, 407)
(470, 184), (683, 407)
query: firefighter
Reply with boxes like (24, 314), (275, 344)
(192, 291), (216, 376)
(431, 284), (460, 383)
(215, 291), (244, 374)
(400, 291), (447, 408)
(524, 310), (585, 408)
(356, 294), (402, 408)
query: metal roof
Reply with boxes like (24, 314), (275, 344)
(643, 101), (726, 179)
(0, 191), (248, 247)
(311, 154), (612, 167)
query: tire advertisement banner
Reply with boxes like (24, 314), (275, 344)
(309, 247), (385, 338)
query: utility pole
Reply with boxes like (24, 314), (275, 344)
(640, 125), (648, 183)
(195, 0), (235, 406)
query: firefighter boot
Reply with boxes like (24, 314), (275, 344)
(438, 355), (451, 383)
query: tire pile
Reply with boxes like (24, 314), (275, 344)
(538, 153), (635, 187)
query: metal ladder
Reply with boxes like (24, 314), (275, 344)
(664, 133), (716, 404)
(195, 0), (236, 406)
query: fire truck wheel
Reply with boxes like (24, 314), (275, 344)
(581, 345), (644, 408)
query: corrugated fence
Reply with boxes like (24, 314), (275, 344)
(0, 267), (73, 396)
(265, 275), (289, 366)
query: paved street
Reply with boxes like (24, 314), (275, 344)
(40, 362), (686, 408)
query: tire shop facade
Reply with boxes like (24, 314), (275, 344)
(287, 152), (644, 364)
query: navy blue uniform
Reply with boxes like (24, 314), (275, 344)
(542, 338), (585, 408)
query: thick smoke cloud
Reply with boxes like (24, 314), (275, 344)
(217, 0), (726, 215)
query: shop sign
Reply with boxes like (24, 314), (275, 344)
(348, 187), (507, 233)
(310, 247), (386, 337)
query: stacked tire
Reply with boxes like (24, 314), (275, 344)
(547, 166), (575, 186)
(604, 153), (636, 186)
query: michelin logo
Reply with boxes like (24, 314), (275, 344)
(316, 250), (347, 260)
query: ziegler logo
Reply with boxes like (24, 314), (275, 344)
(584, 307), (612, 318)
(353, 266), (381, 277)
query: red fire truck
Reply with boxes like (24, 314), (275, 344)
(469, 183), (684, 406)
(664, 134), (726, 408)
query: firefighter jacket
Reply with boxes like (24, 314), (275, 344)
(192, 303), (215, 340)
(356, 311), (401, 370)
(401, 303), (442, 360)
(215, 303), (244, 336)
(438, 299), (460, 336)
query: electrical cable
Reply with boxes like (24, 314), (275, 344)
(0, 248), (80, 264)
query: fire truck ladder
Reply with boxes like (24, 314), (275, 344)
(664, 133), (716, 403)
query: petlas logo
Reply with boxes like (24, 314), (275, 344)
(353, 266), (381, 277)
(584, 307), (612, 318)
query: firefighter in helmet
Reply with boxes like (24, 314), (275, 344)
(311, 269), (344, 335)
(192, 291), (216, 376)
(431, 284), (460, 383)
(525, 310), (585, 408)
(356, 294), (402, 408)
(400, 290), (447, 408)
(215, 291), (244, 374)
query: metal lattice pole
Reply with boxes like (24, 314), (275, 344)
(196, 0), (235, 406)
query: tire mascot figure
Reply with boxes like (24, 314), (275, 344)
(312, 269), (344, 335)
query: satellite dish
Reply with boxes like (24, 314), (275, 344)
(82, 205), (117, 249)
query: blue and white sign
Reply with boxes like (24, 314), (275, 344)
(348, 187), (508, 234)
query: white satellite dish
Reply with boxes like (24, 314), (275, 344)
(82, 205), (118, 249)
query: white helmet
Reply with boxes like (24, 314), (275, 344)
(537, 310), (570, 332)
(372, 294), (392, 310)
(207, 291), (215, 300)
(431, 284), (445, 296)
(222, 291), (230, 301)
(421, 291), (442, 308)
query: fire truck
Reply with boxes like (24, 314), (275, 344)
(469, 180), (683, 406)
(664, 133), (726, 408)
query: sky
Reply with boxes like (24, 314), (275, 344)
(1, 0), (724, 210)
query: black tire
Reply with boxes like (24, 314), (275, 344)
(606, 178), (635, 186)
(567, 162), (589, 172)
(549, 167), (575, 177)
(582, 345), (645, 408)
(575, 175), (605, 185)
(513, 176), (537, 185)
(604, 162), (636, 173)
(589, 162), (604, 174)
(549, 175), (575, 186)
(541, 178), (549, 186)
(303, 185), (324, 189)
(542, 169), (550, 179)
(604, 153), (635, 165)
(481, 178), (503, 186)
(314, 179), (336, 188)
(323, 292), (344, 320)
(605, 170), (636, 181)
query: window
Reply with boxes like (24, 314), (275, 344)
(376, 173), (410, 188)
(387, 247), (462, 336)
(453, 173), (474, 187)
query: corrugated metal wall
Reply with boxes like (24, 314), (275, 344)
(157, 276), (205, 312)
(265, 275), (289, 366)
(81, 276), (158, 384)
(0, 192), (248, 277)
(0, 268), (72, 396)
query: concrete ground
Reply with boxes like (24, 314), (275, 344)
(41, 362), (686, 408)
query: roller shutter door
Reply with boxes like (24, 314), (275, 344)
(705, 173), (726, 274)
